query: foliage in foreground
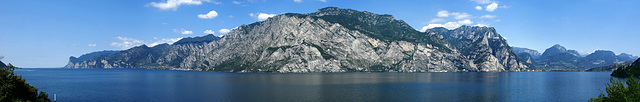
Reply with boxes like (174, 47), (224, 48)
(589, 77), (640, 102)
(611, 65), (640, 78)
(0, 63), (51, 102)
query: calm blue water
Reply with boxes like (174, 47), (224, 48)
(15, 68), (611, 102)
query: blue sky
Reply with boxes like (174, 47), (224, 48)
(0, 0), (638, 68)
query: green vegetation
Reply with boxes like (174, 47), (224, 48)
(589, 77), (640, 102)
(1, 63), (52, 102)
(611, 65), (640, 78)
(172, 34), (221, 45)
(302, 42), (334, 60)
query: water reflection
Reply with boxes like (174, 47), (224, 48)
(15, 69), (611, 102)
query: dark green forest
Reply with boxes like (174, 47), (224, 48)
(1, 63), (51, 102)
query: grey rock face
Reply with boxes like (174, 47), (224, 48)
(432, 26), (529, 71)
(65, 7), (529, 72)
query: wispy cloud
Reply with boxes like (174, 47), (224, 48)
(294, 0), (326, 3)
(479, 15), (496, 19)
(173, 28), (193, 35)
(88, 44), (97, 47)
(232, 0), (241, 4)
(111, 37), (146, 49)
(428, 18), (446, 23)
(111, 37), (183, 49)
(436, 10), (472, 20)
(147, 0), (212, 11)
(471, 0), (497, 4)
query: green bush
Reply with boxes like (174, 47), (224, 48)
(589, 77), (640, 102)
(0, 63), (51, 102)
(611, 65), (640, 78)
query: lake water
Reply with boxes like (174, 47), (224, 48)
(15, 68), (612, 102)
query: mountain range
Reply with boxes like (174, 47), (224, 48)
(513, 44), (638, 70)
(64, 7), (530, 72)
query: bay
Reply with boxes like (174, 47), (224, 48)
(15, 68), (611, 102)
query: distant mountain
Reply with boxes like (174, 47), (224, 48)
(587, 61), (633, 71)
(617, 53), (639, 63)
(68, 50), (119, 63)
(579, 50), (619, 69)
(512, 47), (541, 59)
(536, 44), (581, 69)
(611, 58), (640, 78)
(65, 7), (529, 72)
(0, 60), (6, 68)
(535, 44), (638, 70)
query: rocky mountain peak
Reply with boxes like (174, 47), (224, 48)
(434, 24), (528, 71)
(65, 7), (529, 72)
(540, 44), (571, 58)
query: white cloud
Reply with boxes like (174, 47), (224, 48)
(232, 0), (241, 4)
(181, 31), (193, 34)
(421, 19), (474, 31)
(219, 29), (231, 34)
(474, 20), (491, 27)
(228, 15), (234, 18)
(149, 37), (183, 47)
(319, 0), (327, 2)
(420, 24), (444, 32)
(147, 0), (211, 11)
(204, 30), (215, 34)
(479, 15), (496, 19)
(486, 2), (498, 12)
(250, 13), (277, 21)
(162, 22), (167, 25)
(471, 0), (497, 4)
(474, 23), (489, 27)
(88, 44), (96, 47)
(111, 37), (146, 49)
(436, 10), (472, 20)
(428, 18), (446, 23)
(111, 37), (183, 49)
(475, 6), (483, 10)
(173, 28), (193, 35)
(198, 10), (218, 19)
(436, 10), (449, 17)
